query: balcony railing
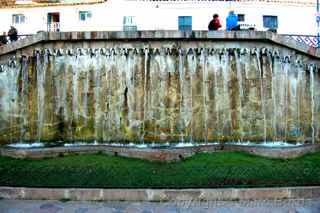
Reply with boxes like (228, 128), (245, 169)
(282, 34), (318, 48)
(47, 22), (60, 32)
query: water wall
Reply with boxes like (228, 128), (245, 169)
(0, 44), (319, 145)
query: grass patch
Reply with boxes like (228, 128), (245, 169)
(0, 151), (320, 188)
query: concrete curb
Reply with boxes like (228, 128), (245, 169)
(1, 144), (320, 161)
(0, 186), (320, 201)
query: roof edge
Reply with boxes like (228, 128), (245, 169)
(0, 0), (106, 9)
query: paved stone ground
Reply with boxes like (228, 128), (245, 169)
(0, 199), (320, 213)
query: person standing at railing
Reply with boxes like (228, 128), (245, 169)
(226, 10), (240, 31)
(0, 32), (8, 46)
(8, 26), (18, 42)
(208, 14), (222, 31)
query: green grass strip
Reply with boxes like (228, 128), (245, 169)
(0, 151), (320, 188)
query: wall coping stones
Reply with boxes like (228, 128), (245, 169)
(1, 144), (320, 161)
(0, 31), (319, 58)
(0, 186), (320, 201)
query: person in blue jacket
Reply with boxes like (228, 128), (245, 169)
(226, 10), (240, 31)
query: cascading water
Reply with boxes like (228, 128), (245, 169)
(310, 65), (315, 144)
(20, 56), (29, 143)
(235, 51), (244, 141)
(178, 48), (184, 143)
(0, 47), (319, 145)
(255, 49), (267, 142)
(36, 51), (46, 142)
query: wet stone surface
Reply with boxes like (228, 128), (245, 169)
(0, 44), (319, 145)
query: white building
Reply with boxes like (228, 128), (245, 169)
(0, 0), (318, 36)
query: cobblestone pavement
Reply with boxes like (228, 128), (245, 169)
(0, 199), (320, 213)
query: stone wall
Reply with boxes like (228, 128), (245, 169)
(0, 31), (319, 145)
(1, 186), (320, 201)
(1, 144), (320, 161)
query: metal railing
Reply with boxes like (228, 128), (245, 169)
(47, 22), (60, 32)
(282, 34), (318, 48)
(239, 23), (256, 30)
(17, 34), (34, 40)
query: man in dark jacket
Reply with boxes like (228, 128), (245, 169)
(208, 14), (222, 31)
(0, 32), (8, 46)
(8, 26), (18, 42)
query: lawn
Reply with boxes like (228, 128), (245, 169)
(0, 151), (320, 188)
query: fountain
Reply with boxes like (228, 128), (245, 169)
(0, 47), (319, 145)
(0, 31), (319, 159)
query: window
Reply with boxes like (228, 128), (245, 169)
(12, 14), (25, 24)
(123, 16), (137, 31)
(47, 13), (60, 32)
(178, 16), (192, 31)
(263, 15), (278, 29)
(238, 14), (245, 22)
(15, 0), (34, 3)
(79, 11), (92, 21)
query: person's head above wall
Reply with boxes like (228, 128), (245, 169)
(228, 7), (235, 15)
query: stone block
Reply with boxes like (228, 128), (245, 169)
(201, 189), (236, 201)
(236, 188), (289, 200)
(84, 31), (91, 40)
(163, 190), (202, 201)
(23, 188), (66, 200)
(94, 31), (105, 39)
(289, 187), (320, 199)
(48, 32), (61, 41)
(100, 189), (148, 201)
(0, 187), (24, 199)
(69, 189), (102, 201)
(60, 32), (72, 40)
(71, 32), (78, 40)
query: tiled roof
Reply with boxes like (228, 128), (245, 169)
(0, 0), (16, 7)
(0, 0), (106, 8)
(0, 0), (314, 8)
(128, 0), (315, 5)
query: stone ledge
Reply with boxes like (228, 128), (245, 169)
(0, 186), (319, 201)
(0, 31), (319, 58)
(1, 144), (320, 161)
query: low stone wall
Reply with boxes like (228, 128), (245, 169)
(1, 31), (319, 59)
(222, 144), (320, 159)
(0, 186), (320, 201)
(1, 144), (320, 161)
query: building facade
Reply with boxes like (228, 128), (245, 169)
(0, 0), (317, 36)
